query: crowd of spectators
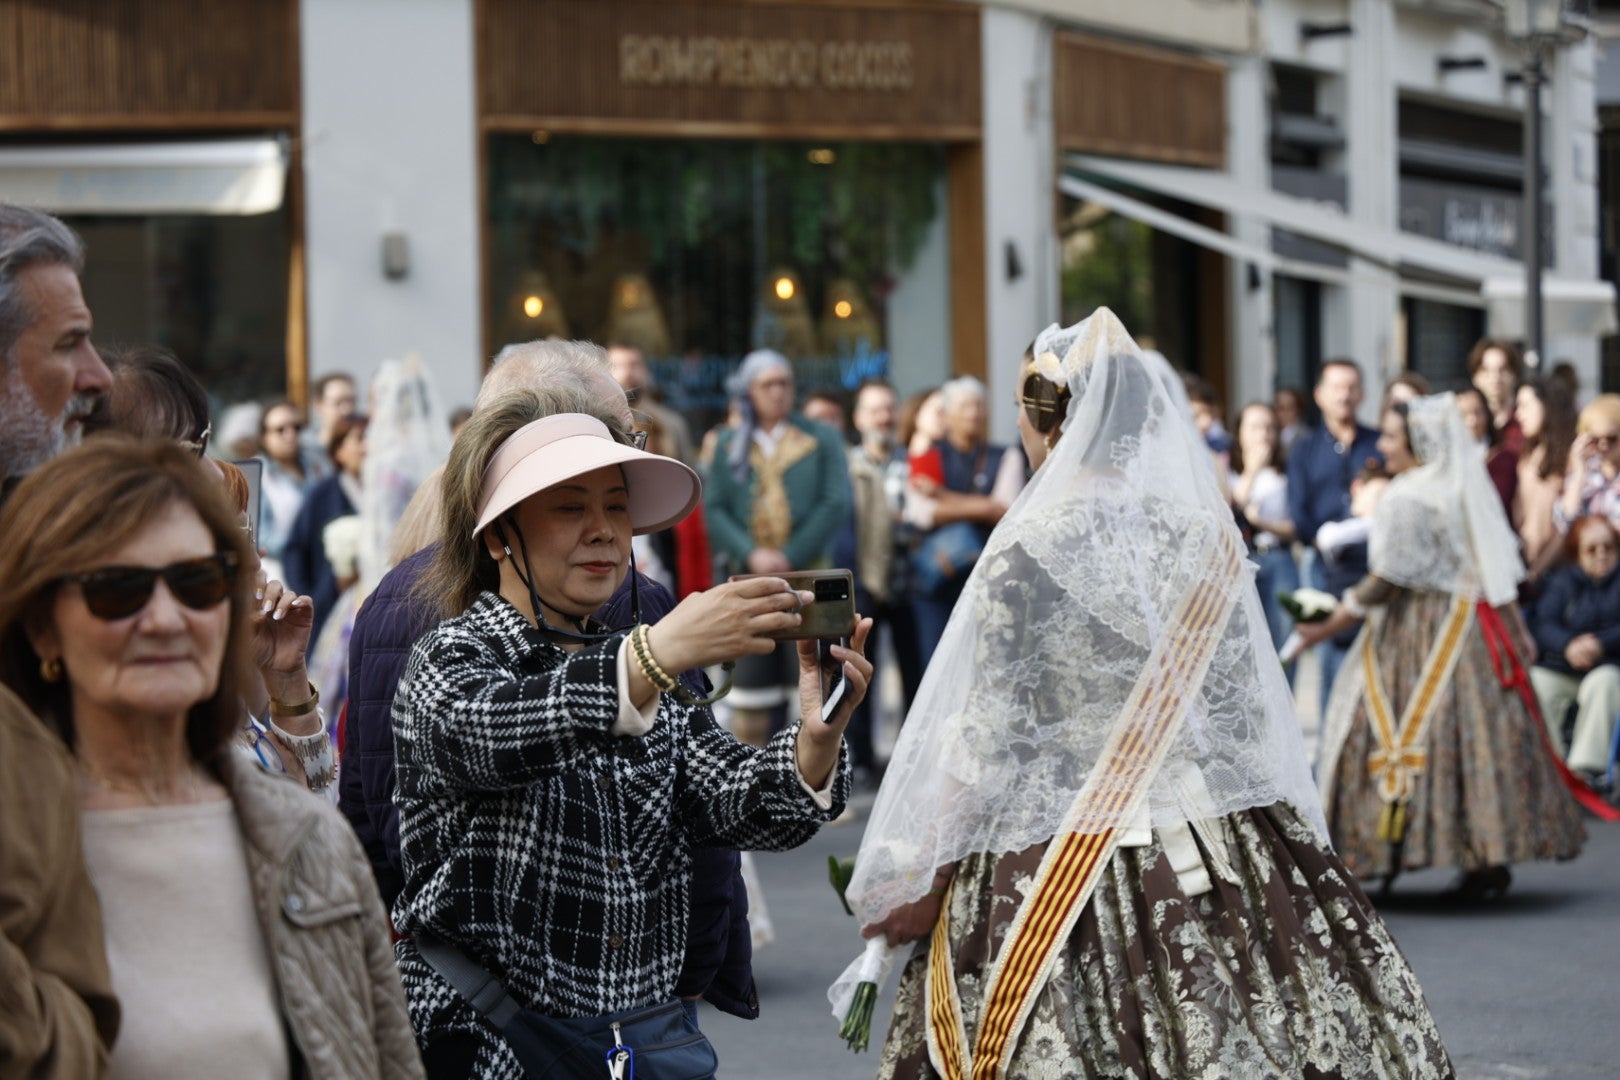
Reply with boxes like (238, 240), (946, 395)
(5, 193), (1616, 1079)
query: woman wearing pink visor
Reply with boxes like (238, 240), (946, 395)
(389, 387), (873, 1078)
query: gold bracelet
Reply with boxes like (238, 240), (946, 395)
(269, 681), (320, 718)
(630, 625), (678, 693)
(627, 624), (738, 708)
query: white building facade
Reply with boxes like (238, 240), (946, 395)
(1, 0), (1607, 439)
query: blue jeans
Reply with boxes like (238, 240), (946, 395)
(1250, 546), (1300, 651)
(1304, 549), (1351, 712)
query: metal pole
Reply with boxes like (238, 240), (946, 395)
(1524, 45), (1546, 366)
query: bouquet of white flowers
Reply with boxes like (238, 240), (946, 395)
(827, 855), (895, 1052)
(1278, 587), (1337, 624)
(1277, 587), (1338, 665)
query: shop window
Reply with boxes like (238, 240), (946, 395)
(1403, 297), (1484, 387)
(70, 212), (291, 405)
(487, 135), (951, 434)
(1058, 191), (1204, 373)
(1273, 275), (1322, 401)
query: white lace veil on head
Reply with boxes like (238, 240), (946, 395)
(1369, 392), (1524, 607)
(845, 308), (1323, 927)
(359, 356), (452, 593)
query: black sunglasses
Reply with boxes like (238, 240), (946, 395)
(61, 552), (240, 621)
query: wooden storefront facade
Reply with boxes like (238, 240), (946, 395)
(1052, 30), (1231, 393)
(0, 0), (308, 401)
(474, 0), (987, 383)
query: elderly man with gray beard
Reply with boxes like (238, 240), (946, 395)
(0, 204), (111, 495)
(0, 203), (119, 1076)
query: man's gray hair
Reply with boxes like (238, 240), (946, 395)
(476, 338), (631, 430)
(0, 204), (85, 364)
(940, 375), (986, 411)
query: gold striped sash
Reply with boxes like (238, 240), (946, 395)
(926, 532), (1244, 1080)
(1362, 597), (1473, 843)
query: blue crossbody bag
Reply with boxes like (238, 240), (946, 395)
(416, 934), (717, 1079)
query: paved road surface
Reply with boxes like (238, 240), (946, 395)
(702, 793), (1619, 1079)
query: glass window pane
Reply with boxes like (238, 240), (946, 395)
(487, 134), (950, 434)
(1058, 190), (1204, 372)
(68, 212), (290, 405)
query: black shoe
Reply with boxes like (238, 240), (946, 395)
(1443, 865), (1512, 902)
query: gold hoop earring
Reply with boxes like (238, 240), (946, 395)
(40, 657), (63, 683)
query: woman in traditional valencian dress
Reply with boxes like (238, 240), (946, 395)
(843, 309), (1453, 1080)
(1302, 393), (1588, 900)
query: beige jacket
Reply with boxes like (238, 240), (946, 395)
(0, 687), (119, 1079)
(848, 444), (896, 603)
(223, 754), (425, 1080)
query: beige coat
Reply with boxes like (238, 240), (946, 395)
(223, 754), (425, 1080)
(0, 686), (119, 1080)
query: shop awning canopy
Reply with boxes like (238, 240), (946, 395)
(1063, 152), (1617, 336)
(0, 139), (287, 216)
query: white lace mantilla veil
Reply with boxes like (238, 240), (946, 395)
(844, 308), (1324, 929)
(1369, 392), (1524, 607)
(358, 356), (451, 594)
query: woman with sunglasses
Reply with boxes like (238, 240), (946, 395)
(0, 437), (424, 1080)
(1556, 394), (1620, 539)
(392, 386), (872, 1077)
(257, 398), (324, 577)
(83, 345), (336, 797)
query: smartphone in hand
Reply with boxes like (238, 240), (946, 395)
(818, 637), (850, 724)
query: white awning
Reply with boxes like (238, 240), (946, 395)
(0, 139), (287, 215)
(1058, 171), (1485, 308)
(1064, 152), (1616, 335)
(1483, 277), (1620, 338)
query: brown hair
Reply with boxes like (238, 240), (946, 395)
(1467, 338), (1523, 380)
(1380, 370), (1431, 412)
(259, 398), (304, 435)
(897, 387), (939, 451)
(217, 459), (251, 515)
(414, 386), (627, 620)
(0, 438), (255, 772)
(83, 344), (211, 447)
(1565, 514), (1619, 567)
(326, 411), (369, 463)
(1228, 401), (1284, 474)
(1520, 375), (1577, 480)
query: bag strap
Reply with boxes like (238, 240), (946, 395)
(415, 933), (522, 1029)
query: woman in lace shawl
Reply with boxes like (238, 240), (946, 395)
(1301, 393), (1586, 900)
(848, 309), (1452, 1079)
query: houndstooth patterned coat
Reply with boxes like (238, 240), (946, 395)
(391, 592), (847, 1072)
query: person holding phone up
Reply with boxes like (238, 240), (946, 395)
(1555, 394), (1620, 538)
(391, 387), (872, 1077)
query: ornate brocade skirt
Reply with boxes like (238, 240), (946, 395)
(875, 804), (1454, 1080)
(1320, 590), (1585, 879)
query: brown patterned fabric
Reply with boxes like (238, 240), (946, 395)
(1321, 589), (1585, 878)
(876, 804), (1453, 1080)
(748, 425), (817, 551)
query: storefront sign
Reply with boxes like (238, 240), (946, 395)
(480, 0), (980, 139)
(619, 36), (913, 93)
(1399, 176), (1551, 264)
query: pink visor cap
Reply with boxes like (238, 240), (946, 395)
(473, 413), (701, 538)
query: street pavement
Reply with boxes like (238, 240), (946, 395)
(701, 790), (1620, 1079)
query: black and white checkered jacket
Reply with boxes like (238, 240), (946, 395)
(391, 591), (847, 1071)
